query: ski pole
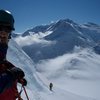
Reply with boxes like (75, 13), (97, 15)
(22, 86), (29, 100)
(19, 86), (23, 95)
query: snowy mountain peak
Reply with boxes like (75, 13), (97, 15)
(21, 18), (78, 37)
(57, 18), (77, 25)
(14, 19), (100, 62)
(50, 19), (78, 30)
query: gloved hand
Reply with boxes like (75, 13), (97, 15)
(7, 67), (25, 81)
(18, 78), (27, 86)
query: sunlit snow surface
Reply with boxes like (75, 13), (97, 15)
(6, 39), (100, 100)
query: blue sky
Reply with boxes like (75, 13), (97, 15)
(0, 0), (100, 33)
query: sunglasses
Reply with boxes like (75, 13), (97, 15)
(0, 26), (12, 33)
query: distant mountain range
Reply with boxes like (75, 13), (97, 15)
(13, 19), (100, 62)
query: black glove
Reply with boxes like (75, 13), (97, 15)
(18, 78), (27, 86)
(7, 67), (25, 80)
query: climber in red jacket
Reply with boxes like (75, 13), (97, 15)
(0, 9), (27, 100)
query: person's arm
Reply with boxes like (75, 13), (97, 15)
(0, 67), (27, 94)
(7, 67), (27, 86)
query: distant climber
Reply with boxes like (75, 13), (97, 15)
(49, 82), (53, 91)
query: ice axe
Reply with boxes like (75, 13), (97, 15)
(22, 86), (29, 100)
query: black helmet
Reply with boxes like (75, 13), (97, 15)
(0, 9), (15, 30)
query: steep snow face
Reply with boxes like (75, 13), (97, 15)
(77, 24), (100, 43)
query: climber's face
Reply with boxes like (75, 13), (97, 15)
(0, 25), (11, 44)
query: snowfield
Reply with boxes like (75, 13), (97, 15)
(6, 39), (100, 100)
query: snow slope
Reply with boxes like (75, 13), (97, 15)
(36, 48), (100, 99)
(6, 39), (98, 100)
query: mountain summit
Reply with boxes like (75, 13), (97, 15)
(14, 18), (100, 62)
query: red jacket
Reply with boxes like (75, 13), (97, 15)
(0, 81), (18, 100)
(0, 61), (19, 100)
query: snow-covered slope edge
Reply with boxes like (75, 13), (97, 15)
(7, 39), (49, 99)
